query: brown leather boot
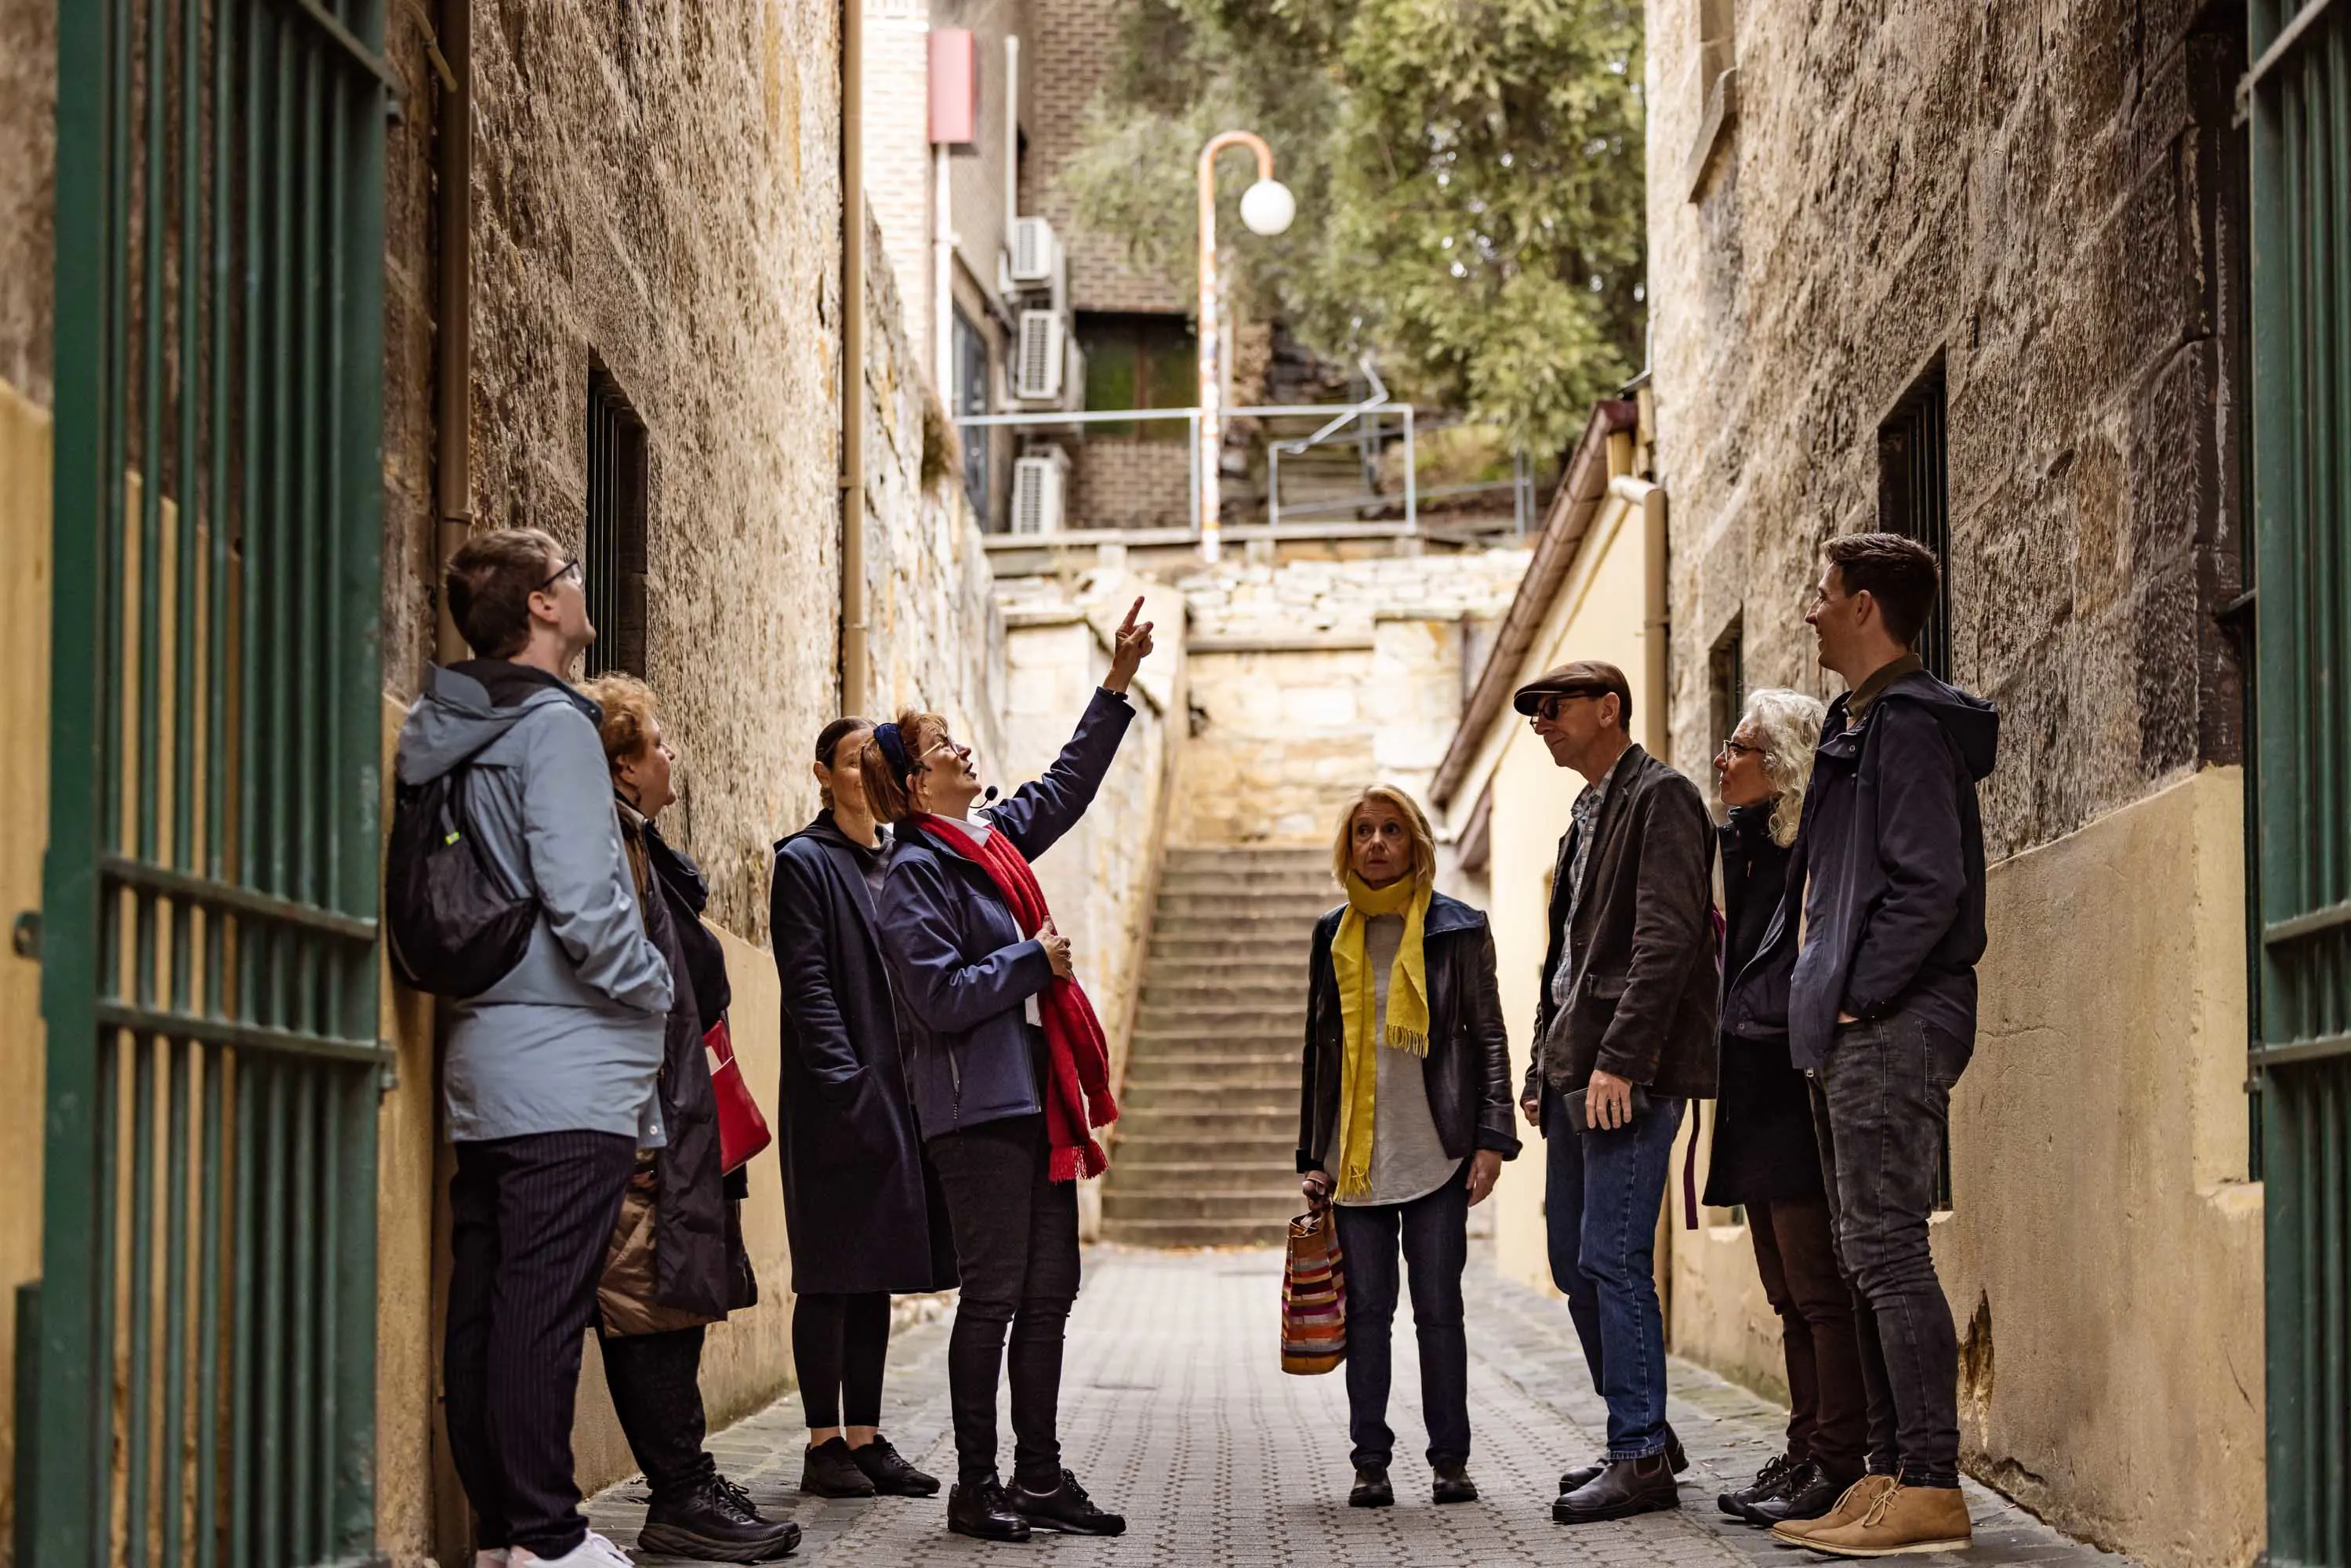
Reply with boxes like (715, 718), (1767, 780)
(1801, 1480), (1972, 1558)
(1770, 1473), (1896, 1545)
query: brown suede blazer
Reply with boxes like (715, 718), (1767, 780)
(1523, 744), (1721, 1102)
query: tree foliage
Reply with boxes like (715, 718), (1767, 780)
(1057, 0), (1646, 456)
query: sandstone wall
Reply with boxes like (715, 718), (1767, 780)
(0, 0), (53, 408)
(1167, 553), (1529, 846)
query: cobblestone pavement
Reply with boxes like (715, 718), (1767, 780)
(590, 1247), (2132, 1566)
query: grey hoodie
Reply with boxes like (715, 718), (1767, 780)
(396, 662), (673, 1143)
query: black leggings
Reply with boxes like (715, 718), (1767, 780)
(793, 1290), (891, 1428)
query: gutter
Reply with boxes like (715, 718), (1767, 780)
(840, 0), (870, 710)
(1429, 399), (1638, 808)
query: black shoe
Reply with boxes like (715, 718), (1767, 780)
(1718, 1453), (1795, 1518)
(1563, 1423), (1685, 1494)
(1348, 1465), (1394, 1508)
(639, 1475), (803, 1563)
(1739, 1460), (1853, 1526)
(1552, 1455), (1680, 1525)
(1432, 1459), (1478, 1504)
(851, 1436), (940, 1497)
(1009, 1468), (1127, 1536)
(947, 1478), (1032, 1541)
(800, 1436), (877, 1498)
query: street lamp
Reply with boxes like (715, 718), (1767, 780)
(1196, 129), (1293, 563)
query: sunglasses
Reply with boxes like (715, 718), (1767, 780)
(1533, 689), (1608, 720)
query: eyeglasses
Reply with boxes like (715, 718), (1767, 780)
(535, 556), (582, 593)
(1718, 738), (1764, 760)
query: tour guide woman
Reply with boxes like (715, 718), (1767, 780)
(862, 597), (1156, 1543)
(770, 717), (956, 1502)
(1298, 785), (1519, 1511)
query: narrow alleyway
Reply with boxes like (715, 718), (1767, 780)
(588, 1250), (2128, 1566)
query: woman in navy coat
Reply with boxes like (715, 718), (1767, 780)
(862, 599), (1155, 1544)
(770, 717), (956, 1501)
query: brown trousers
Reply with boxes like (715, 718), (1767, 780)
(1747, 1191), (1868, 1478)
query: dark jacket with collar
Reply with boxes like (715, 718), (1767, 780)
(876, 688), (1135, 1141)
(1295, 892), (1522, 1176)
(770, 812), (957, 1294)
(1703, 804), (1821, 1207)
(1524, 743), (1720, 1102)
(1780, 667), (1999, 1072)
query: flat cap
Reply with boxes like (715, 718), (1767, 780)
(1512, 659), (1634, 721)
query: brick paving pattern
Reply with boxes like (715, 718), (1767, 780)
(590, 1247), (2132, 1566)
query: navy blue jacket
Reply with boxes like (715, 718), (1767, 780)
(876, 688), (1136, 1140)
(1779, 667), (2000, 1071)
(770, 814), (957, 1294)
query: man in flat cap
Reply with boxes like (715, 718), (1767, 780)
(1513, 660), (1718, 1526)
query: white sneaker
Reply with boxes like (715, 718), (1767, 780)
(474, 1555), (511, 1568)
(512, 1533), (633, 1567)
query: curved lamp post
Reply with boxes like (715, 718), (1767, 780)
(1197, 130), (1294, 563)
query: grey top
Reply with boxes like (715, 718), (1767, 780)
(397, 663), (672, 1144)
(1550, 775), (1610, 1018)
(1333, 914), (1464, 1208)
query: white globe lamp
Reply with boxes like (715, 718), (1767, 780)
(1239, 178), (1297, 237)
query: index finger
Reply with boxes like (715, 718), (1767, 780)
(1118, 596), (1144, 636)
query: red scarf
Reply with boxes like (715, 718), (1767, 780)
(918, 815), (1119, 1181)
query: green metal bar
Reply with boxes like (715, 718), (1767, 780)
(238, 0), (266, 1046)
(256, 1059), (285, 1566)
(227, 1054), (256, 1568)
(194, 1047), (221, 1568)
(127, 1033), (154, 1567)
(100, 853), (379, 943)
(265, 0), (403, 95)
(176, 0), (199, 884)
(33, 0), (120, 1552)
(159, 1037), (188, 1568)
(94, 1030), (120, 1553)
(93, 1000), (393, 1066)
(295, 31), (321, 1049)
(316, 1067), (339, 1548)
(206, 0), (232, 897)
(332, 1069), (378, 1552)
(289, 1065), (315, 1559)
(267, 16), (294, 1049)
(140, 0), (165, 877)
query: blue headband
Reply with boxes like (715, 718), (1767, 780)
(873, 722), (915, 786)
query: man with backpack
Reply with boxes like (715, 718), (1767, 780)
(394, 527), (673, 1568)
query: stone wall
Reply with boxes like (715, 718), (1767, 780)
(1167, 554), (1529, 846)
(0, 0), (53, 408)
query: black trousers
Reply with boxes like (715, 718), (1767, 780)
(792, 1290), (891, 1428)
(444, 1130), (637, 1556)
(1810, 1008), (1970, 1489)
(927, 1113), (1080, 1490)
(600, 1324), (716, 1504)
(1332, 1166), (1471, 1470)
(1747, 1192), (1867, 1479)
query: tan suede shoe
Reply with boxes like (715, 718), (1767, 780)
(1801, 1480), (1973, 1558)
(1769, 1473), (1896, 1545)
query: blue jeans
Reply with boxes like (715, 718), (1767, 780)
(1332, 1166), (1471, 1470)
(1544, 1089), (1685, 1460)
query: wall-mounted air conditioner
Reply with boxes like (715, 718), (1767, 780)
(1014, 309), (1065, 401)
(1010, 216), (1060, 285)
(1012, 447), (1068, 535)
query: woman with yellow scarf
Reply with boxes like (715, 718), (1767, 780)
(1297, 786), (1519, 1510)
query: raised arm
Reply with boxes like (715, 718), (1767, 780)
(989, 597), (1154, 861)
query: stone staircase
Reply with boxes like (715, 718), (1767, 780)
(1101, 848), (1337, 1247)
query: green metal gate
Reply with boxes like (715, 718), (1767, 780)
(32, 0), (391, 1561)
(2251, 2), (2351, 1561)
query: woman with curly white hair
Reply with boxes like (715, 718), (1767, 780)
(1705, 688), (1870, 1534)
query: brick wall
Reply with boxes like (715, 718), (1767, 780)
(1072, 436), (1190, 530)
(1024, 0), (1185, 313)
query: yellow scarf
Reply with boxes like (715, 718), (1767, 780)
(1332, 872), (1433, 1200)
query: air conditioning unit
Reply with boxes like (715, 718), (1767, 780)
(1010, 216), (1060, 285)
(1014, 309), (1065, 401)
(1011, 448), (1068, 535)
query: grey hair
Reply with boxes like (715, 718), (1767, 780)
(1738, 688), (1828, 848)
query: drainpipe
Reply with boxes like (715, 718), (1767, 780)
(840, 0), (870, 712)
(1004, 35), (1019, 241)
(934, 143), (952, 404)
(434, 0), (472, 664)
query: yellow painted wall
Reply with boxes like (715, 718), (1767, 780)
(1667, 768), (2263, 1568)
(1447, 492), (1658, 1291)
(0, 379), (51, 1554)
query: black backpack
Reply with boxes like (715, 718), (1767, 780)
(385, 764), (539, 998)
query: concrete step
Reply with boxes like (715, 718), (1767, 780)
(1135, 953), (1311, 980)
(1119, 1082), (1298, 1113)
(1152, 893), (1336, 921)
(1124, 1051), (1295, 1081)
(1133, 1004), (1308, 1034)
(1103, 1159), (1301, 1192)
(1116, 1106), (1295, 1138)
(1156, 871), (1336, 899)
(1107, 1133), (1297, 1166)
(1162, 848), (1327, 871)
(1099, 1189), (1303, 1222)
(1097, 1217), (1294, 1248)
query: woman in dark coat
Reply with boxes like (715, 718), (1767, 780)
(862, 597), (1156, 1544)
(770, 717), (954, 1501)
(1297, 785), (1518, 1512)
(579, 675), (798, 1565)
(1707, 687), (1867, 1531)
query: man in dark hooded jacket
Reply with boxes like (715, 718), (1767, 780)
(1765, 532), (1998, 1560)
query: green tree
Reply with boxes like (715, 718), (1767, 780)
(1057, 0), (1645, 456)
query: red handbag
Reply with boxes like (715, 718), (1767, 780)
(702, 1018), (773, 1172)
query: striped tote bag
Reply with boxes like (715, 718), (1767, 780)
(1279, 1204), (1347, 1374)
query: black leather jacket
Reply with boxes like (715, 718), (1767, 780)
(1296, 891), (1522, 1174)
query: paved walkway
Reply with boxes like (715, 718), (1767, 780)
(589, 1247), (2130, 1566)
